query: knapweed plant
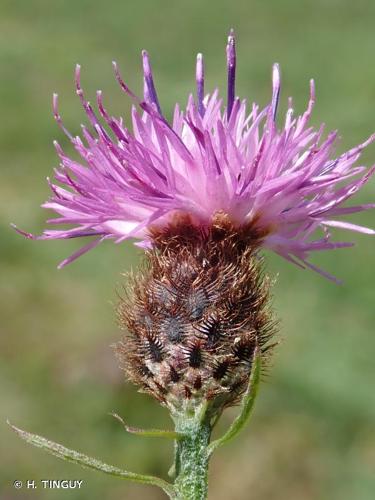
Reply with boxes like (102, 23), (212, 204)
(10, 31), (375, 499)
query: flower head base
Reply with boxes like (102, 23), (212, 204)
(15, 31), (375, 280)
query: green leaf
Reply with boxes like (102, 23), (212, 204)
(8, 421), (176, 498)
(111, 412), (182, 440)
(207, 347), (261, 456)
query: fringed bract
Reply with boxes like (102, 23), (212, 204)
(116, 213), (277, 413)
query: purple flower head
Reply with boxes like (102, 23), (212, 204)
(15, 31), (375, 280)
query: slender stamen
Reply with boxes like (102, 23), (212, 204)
(142, 50), (162, 115)
(112, 61), (139, 100)
(271, 63), (281, 121)
(196, 53), (205, 117)
(226, 28), (236, 119)
(52, 93), (73, 140)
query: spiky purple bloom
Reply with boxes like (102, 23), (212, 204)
(16, 31), (375, 279)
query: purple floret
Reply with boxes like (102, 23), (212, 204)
(15, 31), (375, 279)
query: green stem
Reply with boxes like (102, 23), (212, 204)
(173, 414), (211, 500)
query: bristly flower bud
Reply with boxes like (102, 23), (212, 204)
(116, 213), (277, 414)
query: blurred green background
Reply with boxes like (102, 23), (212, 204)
(1, 0), (375, 499)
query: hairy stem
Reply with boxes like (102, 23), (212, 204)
(173, 413), (212, 500)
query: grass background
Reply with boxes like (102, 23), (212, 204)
(1, 0), (375, 498)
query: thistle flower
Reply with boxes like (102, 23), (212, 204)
(14, 33), (375, 280)
(12, 31), (375, 500)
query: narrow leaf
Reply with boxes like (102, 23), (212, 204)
(208, 347), (261, 456)
(110, 412), (182, 440)
(8, 421), (175, 498)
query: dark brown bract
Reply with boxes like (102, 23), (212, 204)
(115, 214), (277, 414)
